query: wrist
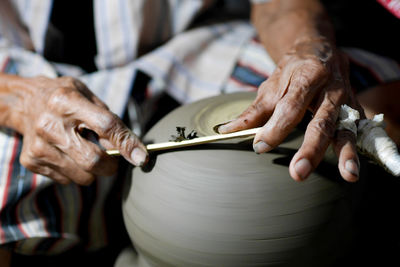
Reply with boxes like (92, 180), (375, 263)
(0, 74), (31, 133)
(289, 35), (335, 63)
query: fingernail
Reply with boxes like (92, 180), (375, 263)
(131, 148), (147, 166)
(214, 120), (233, 134)
(253, 141), (272, 154)
(345, 159), (359, 177)
(294, 158), (312, 180)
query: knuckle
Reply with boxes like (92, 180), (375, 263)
(324, 92), (347, 116)
(75, 174), (95, 186)
(336, 89), (347, 104)
(94, 112), (139, 150)
(38, 167), (52, 178)
(112, 127), (140, 154)
(257, 80), (269, 91)
(60, 76), (88, 91)
(279, 98), (301, 114)
(292, 71), (312, 89)
(117, 128), (138, 148)
(245, 101), (265, 117)
(31, 75), (52, 86)
(58, 76), (77, 86)
(309, 117), (336, 139)
(275, 100), (303, 126)
(303, 57), (329, 78)
(47, 86), (81, 112)
(19, 153), (35, 169)
(72, 78), (88, 90)
(324, 95), (337, 109)
(47, 87), (72, 110)
(34, 113), (58, 139)
(309, 56), (327, 70)
(301, 59), (329, 85)
(305, 142), (326, 159)
(96, 113), (119, 136)
(19, 153), (52, 177)
(30, 139), (47, 158)
(335, 129), (356, 145)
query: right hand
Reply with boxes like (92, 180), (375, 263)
(7, 75), (147, 185)
(218, 38), (364, 182)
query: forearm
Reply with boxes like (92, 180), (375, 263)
(251, 0), (336, 63)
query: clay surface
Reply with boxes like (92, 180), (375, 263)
(121, 92), (352, 267)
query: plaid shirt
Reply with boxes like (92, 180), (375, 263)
(0, 0), (271, 254)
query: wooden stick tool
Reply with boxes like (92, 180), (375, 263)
(106, 127), (261, 156)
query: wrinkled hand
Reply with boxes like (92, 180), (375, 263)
(9, 76), (147, 185)
(218, 38), (364, 182)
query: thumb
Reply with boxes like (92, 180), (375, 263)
(83, 110), (148, 166)
(110, 128), (148, 166)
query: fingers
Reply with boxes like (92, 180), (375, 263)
(252, 93), (309, 153)
(20, 137), (97, 185)
(24, 163), (71, 185)
(34, 112), (119, 176)
(46, 83), (148, 167)
(77, 107), (148, 166)
(220, 58), (327, 155)
(332, 130), (359, 182)
(288, 90), (344, 181)
(216, 96), (272, 134)
(219, 46), (360, 183)
(58, 76), (109, 109)
(49, 152), (97, 185)
(63, 131), (119, 177)
(252, 68), (323, 153)
(289, 120), (336, 181)
(99, 121), (148, 167)
(217, 74), (284, 134)
(19, 75), (147, 185)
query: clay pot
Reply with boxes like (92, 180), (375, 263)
(122, 92), (352, 266)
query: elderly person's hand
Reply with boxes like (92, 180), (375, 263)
(2, 75), (147, 185)
(218, 37), (364, 182)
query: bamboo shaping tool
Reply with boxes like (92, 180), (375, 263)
(106, 127), (261, 155)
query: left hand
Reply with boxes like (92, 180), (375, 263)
(218, 37), (365, 182)
(7, 75), (148, 185)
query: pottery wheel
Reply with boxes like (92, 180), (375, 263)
(120, 92), (352, 267)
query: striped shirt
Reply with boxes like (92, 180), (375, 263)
(1, 0), (400, 255)
(0, 0), (268, 255)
